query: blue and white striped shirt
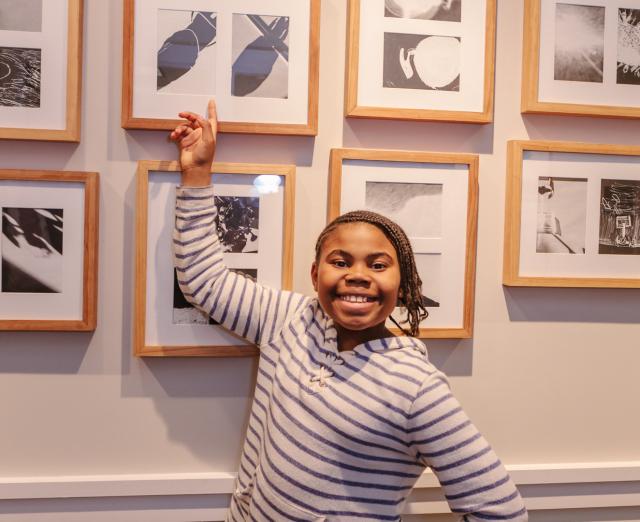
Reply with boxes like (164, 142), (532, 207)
(174, 186), (527, 522)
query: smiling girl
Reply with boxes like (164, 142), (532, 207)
(171, 101), (527, 521)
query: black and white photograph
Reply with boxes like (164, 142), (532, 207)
(231, 13), (289, 99)
(156, 9), (217, 94)
(383, 32), (460, 91)
(536, 176), (587, 254)
(172, 268), (257, 325)
(0, 0), (42, 32)
(554, 3), (605, 83)
(365, 181), (442, 238)
(413, 253), (441, 308)
(599, 179), (640, 255)
(617, 8), (640, 86)
(214, 195), (260, 253)
(384, 0), (461, 22)
(1, 207), (63, 293)
(0, 46), (41, 108)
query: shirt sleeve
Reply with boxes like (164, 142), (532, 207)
(407, 371), (528, 521)
(173, 185), (309, 346)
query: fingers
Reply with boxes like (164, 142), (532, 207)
(206, 98), (218, 140)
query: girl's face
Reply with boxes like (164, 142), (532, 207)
(311, 223), (401, 343)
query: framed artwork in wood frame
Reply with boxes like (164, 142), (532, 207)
(345, 0), (496, 123)
(504, 140), (640, 287)
(522, 0), (640, 119)
(134, 160), (295, 357)
(122, 0), (320, 136)
(328, 148), (478, 338)
(0, 169), (99, 331)
(0, 0), (83, 142)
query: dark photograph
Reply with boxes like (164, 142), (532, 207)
(383, 32), (460, 91)
(157, 10), (217, 93)
(1, 207), (63, 293)
(0, 0), (42, 32)
(617, 8), (640, 85)
(384, 0), (461, 22)
(0, 47), (41, 108)
(599, 179), (640, 255)
(366, 181), (442, 238)
(232, 14), (289, 99)
(554, 3), (605, 83)
(214, 196), (260, 253)
(536, 177), (587, 255)
(173, 268), (257, 325)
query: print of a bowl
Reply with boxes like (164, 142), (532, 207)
(412, 36), (460, 89)
(385, 0), (444, 19)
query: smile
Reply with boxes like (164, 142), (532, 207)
(339, 295), (377, 303)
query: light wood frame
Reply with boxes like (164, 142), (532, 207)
(504, 140), (640, 287)
(328, 148), (478, 338)
(0, 0), (84, 142)
(522, 0), (640, 119)
(345, 0), (496, 123)
(0, 169), (99, 330)
(135, 160), (296, 357)
(122, 0), (320, 135)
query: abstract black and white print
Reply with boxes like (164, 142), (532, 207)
(0, 0), (42, 32)
(617, 9), (640, 85)
(599, 179), (640, 255)
(232, 14), (289, 99)
(554, 3), (605, 83)
(383, 33), (460, 91)
(536, 177), (587, 254)
(0, 47), (41, 107)
(214, 196), (260, 253)
(157, 10), (217, 94)
(1, 207), (63, 293)
(173, 267), (257, 325)
(365, 181), (442, 238)
(384, 0), (461, 22)
(394, 253), (441, 316)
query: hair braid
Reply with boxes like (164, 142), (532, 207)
(315, 210), (428, 337)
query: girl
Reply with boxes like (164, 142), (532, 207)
(171, 101), (527, 521)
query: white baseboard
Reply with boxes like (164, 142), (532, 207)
(1, 462), (639, 520)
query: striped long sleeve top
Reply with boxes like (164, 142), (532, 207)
(174, 186), (528, 522)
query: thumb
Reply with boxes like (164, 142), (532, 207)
(205, 98), (218, 144)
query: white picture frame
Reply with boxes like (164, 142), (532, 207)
(329, 148), (478, 338)
(122, 0), (320, 135)
(134, 160), (295, 357)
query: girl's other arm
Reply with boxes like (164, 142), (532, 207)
(407, 371), (528, 521)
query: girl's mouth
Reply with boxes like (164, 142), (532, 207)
(339, 294), (377, 303)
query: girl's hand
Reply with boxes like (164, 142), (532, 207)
(170, 99), (217, 187)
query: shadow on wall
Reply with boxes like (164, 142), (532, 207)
(343, 118), (495, 155)
(503, 286), (640, 323)
(424, 338), (474, 377)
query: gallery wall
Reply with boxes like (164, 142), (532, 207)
(1, 0), (640, 520)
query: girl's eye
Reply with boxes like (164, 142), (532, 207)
(372, 262), (387, 270)
(332, 259), (348, 268)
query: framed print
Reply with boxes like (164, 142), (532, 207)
(522, 0), (640, 118)
(345, 0), (497, 123)
(122, 0), (320, 135)
(0, 170), (99, 331)
(135, 160), (295, 357)
(0, 0), (83, 141)
(504, 141), (640, 287)
(328, 148), (478, 338)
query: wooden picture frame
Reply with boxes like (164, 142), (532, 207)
(0, 169), (99, 330)
(0, 0), (83, 142)
(122, 0), (320, 135)
(345, 0), (496, 123)
(328, 148), (478, 338)
(522, 0), (640, 119)
(134, 160), (295, 357)
(504, 140), (640, 287)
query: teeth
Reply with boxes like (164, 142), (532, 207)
(340, 295), (374, 303)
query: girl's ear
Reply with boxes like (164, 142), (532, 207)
(310, 262), (318, 291)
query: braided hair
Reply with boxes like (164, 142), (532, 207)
(314, 210), (428, 337)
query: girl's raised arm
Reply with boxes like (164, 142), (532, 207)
(171, 101), (309, 346)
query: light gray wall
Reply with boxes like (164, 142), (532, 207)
(1, 0), (639, 519)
